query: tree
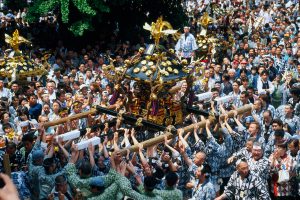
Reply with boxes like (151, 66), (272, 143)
(27, 0), (110, 36)
(4, 0), (27, 11)
(26, 0), (187, 37)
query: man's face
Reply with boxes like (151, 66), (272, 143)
(272, 123), (281, 131)
(193, 152), (205, 166)
(63, 76), (69, 83)
(59, 93), (66, 102)
(237, 162), (249, 178)
(11, 84), (19, 91)
(47, 83), (54, 93)
(6, 146), (16, 155)
(248, 124), (258, 135)
(209, 68), (214, 77)
(0, 81), (3, 88)
(29, 96), (37, 105)
(263, 113), (271, 122)
(232, 82), (239, 90)
(240, 94), (247, 103)
(248, 89), (253, 97)
(24, 141), (33, 152)
(246, 141), (253, 152)
(284, 106), (293, 115)
(214, 65), (221, 73)
(276, 48), (281, 55)
(65, 60), (71, 66)
(184, 27), (189, 34)
(228, 71), (235, 78)
(261, 73), (268, 81)
(252, 148), (262, 161)
(57, 181), (68, 194)
(54, 71), (61, 77)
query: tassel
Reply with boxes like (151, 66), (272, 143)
(109, 91), (118, 105)
(151, 100), (159, 115)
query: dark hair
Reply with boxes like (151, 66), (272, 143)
(241, 91), (249, 97)
(223, 74), (230, 81)
(22, 133), (34, 143)
(260, 70), (269, 76)
(201, 164), (211, 178)
(17, 106), (29, 117)
(153, 167), (165, 180)
(233, 80), (240, 85)
(259, 94), (269, 103)
(272, 119), (283, 127)
(2, 123), (12, 130)
(27, 94), (37, 100)
(55, 175), (67, 186)
(247, 86), (254, 91)
(6, 142), (16, 149)
(165, 172), (178, 187)
(240, 69), (248, 75)
(0, 112), (10, 121)
(241, 77), (249, 83)
(263, 110), (272, 117)
(43, 157), (55, 172)
(277, 142), (287, 149)
(211, 88), (219, 92)
(79, 161), (92, 177)
(283, 123), (292, 134)
(247, 137), (256, 143)
(274, 129), (284, 138)
(144, 176), (157, 191)
(289, 139), (299, 149)
(56, 90), (65, 98)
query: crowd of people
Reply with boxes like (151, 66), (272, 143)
(0, 0), (299, 200)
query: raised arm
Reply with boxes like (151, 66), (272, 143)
(57, 136), (70, 159)
(88, 142), (95, 167)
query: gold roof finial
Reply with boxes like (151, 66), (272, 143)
(199, 12), (213, 29)
(5, 30), (30, 53)
(143, 16), (179, 46)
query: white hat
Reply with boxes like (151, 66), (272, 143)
(19, 121), (29, 127)
(80, 84), (88, 90)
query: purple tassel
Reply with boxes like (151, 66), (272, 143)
(188, 91), (195, 106)
(109, 91), (119, 105)
(151, 100), (159, 115)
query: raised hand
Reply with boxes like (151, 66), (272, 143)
(138, 143), (144, 152)
(88, 142), (94, 154)
(178, 144), (185, 154)
(103, 136), (108, 146)
(206, 119), (210, 127)
(131, 128), (135, 138)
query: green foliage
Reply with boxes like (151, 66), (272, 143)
(69, 19), (93, 36)
(61, 0), (70, 23)
(27, 0), (109, 36)
(73, 0), (96, 15)
(26, 0), (186, 37)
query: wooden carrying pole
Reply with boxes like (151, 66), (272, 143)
(43, 86), (182, 129)
(43, 109), (96, 129)
(3, 154), (11, 177)
(119, 104), (252, 155)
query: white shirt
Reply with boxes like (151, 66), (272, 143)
(257, 79), (275, 95)
(0, 87), (12, 101)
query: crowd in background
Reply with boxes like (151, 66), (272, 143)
(0, 0), (299, 200)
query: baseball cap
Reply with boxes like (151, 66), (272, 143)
(32, 149), (44, 161)
(90, 177), (105, 187)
